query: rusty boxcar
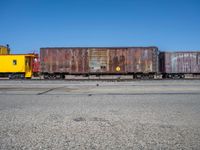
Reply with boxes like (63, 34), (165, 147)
(40, 47), (159, 79)
(159, 52), (200, 78)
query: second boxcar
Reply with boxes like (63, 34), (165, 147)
(40, 47), (159, 79)
(159, 51), (200, 78)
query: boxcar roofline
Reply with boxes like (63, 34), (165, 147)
(160, 51), (200, 53)
(40, 46), (158, 49)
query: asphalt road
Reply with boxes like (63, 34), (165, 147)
(0, 80), (200, 149)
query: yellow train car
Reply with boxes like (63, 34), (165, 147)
(0, 45), (10, 54)
(0, 54), (35, 79)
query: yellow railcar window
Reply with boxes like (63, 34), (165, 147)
(13, 60), (17, 65)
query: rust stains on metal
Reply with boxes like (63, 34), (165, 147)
(40, 47), (158, 74)
(40, 48), (88, 73)
(109, 48), (127, 73)
(127, 47), (158, 73)
(160, 52), (200, 73)
(89, 49), (108, 73)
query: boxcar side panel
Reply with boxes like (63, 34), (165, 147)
(40, 47), (159, 75)
(70, 48), (88, 73)
(40, 48), (89, 74)
(88, 48), (108, 73)
(161, 52), (200, 73)
(127, 47), (158, 73)
(108, 48), (127, 73)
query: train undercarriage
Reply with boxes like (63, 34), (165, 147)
(40, 72), (200, 80)
(0, 73), (199, 80)
(42, 72), (157, 80)
(0, 73), (28, 79)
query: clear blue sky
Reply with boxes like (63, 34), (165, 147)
(0, 0), (200, 53)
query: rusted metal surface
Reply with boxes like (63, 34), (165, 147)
(40, 47), (158, 74)
(108, 48), (127, 73)
(160, 52), (200, 73)
(89, 49), (108, 73)
(88, 48), (127, 73)
(127, 47), (158, 73)
(40, 48), (88, 74)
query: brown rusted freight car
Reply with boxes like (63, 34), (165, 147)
(40, 47), (158, 79)
(159, 52), (200, 78)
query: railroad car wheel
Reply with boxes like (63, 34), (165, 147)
(149, 74), (155, 79)
(167, 74), (172, 79)
(44, 74), (50, 79)
(61, 74), (65, 79)
(173, 74), (181, 79)
(180, 74), (185, 79)
(135, 74), (143, 79)
(55, 74), (64, 79)
(132, 74), (136, 79)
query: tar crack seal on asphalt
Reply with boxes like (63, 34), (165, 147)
(73, 117), (86, 122)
